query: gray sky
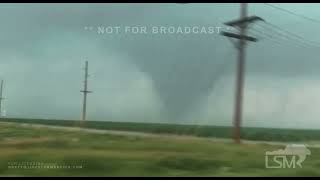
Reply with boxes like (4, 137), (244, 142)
(1, 3), (320, 129)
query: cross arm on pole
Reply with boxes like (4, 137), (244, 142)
(80, 90), (93, 93)
(221, 32), (257, 42)
(224, 16), (265, 27)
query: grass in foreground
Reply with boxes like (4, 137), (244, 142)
(0, 123), (319, 176)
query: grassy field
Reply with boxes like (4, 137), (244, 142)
(0, 122), (319, 176)
(1, 118), (320, 142)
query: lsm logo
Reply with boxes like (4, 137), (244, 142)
(265, 144), (311, 168)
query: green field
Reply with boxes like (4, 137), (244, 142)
(0, 122), (319, 176)
(1, 118), (320, 142)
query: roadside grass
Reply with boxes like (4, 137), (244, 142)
(0, 123), (319, 176)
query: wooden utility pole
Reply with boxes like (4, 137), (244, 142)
(222, 3), (264, 144)
(80, 61), (92, 123)
(0, 80), (4, 117)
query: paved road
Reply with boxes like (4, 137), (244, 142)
(1, 121), (320, 148)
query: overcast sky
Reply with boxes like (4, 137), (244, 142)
(1, 3), (320, 129)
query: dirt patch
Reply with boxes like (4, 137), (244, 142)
(2, 137), (53, 145)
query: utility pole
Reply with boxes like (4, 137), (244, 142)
(0, 80), (4, 118)
(80, 61), (92, 123)
(222, 3), (264, 144)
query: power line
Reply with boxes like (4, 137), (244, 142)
(261, 3), (320, 47)
(253, 22), (320, 49)
(248, 29), (304, 49)
(264, 22), (320, 47)
(264, 3), (320, 25)
(249, 25), (317, 49)
(248, 26), (307, 49)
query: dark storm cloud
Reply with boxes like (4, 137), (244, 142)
(0, 3), (320, 128)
